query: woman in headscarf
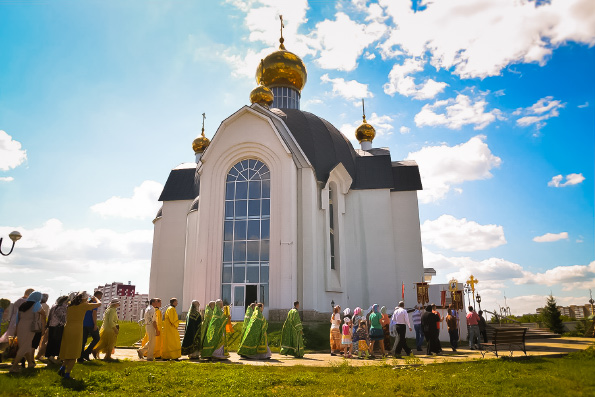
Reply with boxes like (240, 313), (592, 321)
(380, 306), (391, 353)
(367, 304), (386, 358)
(201, 300), (229, 360)
(9, 291), (45, 372)
(181, 300), (202, 359)
(351, 307), (362, 355)
(44, 295), (69, 363)
(329, 305), (342, 356)
(58, 291), (101, 380)
(93, 299), (120, 360)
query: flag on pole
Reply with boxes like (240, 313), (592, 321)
(401, 282), (405, 299)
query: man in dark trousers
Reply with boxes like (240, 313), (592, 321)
(390, 301), (412, 358)
(79, 290), (103, 362)
(421, 304), (441, 355)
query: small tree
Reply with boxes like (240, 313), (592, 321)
(542, 294), (564, 334)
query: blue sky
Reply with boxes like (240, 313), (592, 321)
(1, 0), (593, 315)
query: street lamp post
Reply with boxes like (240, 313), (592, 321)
(476, 293), (482, 311)
(0, 231), (22, 256)
(330, 299), (335, 312)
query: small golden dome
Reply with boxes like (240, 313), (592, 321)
(355, 116), (376, 143)
(250, 85), (274, 107)
(255, 42), (307, 93)
(192, 129), (210, 154)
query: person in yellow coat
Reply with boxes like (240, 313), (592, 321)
(93, 299), (120, 360)
(161, 298), (181, 360)
(141, 299), (163, 358)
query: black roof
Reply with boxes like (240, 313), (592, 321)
(391, 161), (423, 192)
(281, 109), (358, 183)
(158, 168), (200, 201)
(158, 109), (421, 201)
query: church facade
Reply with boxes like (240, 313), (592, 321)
(149, 35), (425, 321)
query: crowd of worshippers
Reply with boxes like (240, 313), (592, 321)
(137, 298), (305, 361)
(329, 302), (488, 358)
(1, 288), (121, 378)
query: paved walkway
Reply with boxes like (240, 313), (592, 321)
(1, 337), (591, 372)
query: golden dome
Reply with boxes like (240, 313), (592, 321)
(192, 129), (210, 154)
(250, 85), (274, 107)
(255, 41), (307, 93)
(355, 116), (376, 143)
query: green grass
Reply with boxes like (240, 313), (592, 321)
(2, 345), (594, 396)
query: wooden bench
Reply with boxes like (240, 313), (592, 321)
(479, 327), (527, 358)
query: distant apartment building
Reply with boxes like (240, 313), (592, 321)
(537, 304), (594, 319)
(95, 282), (149, 322)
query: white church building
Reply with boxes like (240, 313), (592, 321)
(149, 34), (426, 322)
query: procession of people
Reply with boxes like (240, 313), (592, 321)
(2, 287), (488, 378)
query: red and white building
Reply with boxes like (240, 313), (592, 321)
(95, 282), (149, 322)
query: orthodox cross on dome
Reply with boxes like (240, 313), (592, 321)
(201, 112), (206, 137)
(466, 275), (478, 293)
(279, 15), (286, 49)
(362, 99), (367, 122)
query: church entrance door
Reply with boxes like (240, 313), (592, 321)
(230, 283), (266, 321)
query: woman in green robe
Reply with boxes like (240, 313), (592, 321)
(201, 300), (229, 360)
(280, 301), (304, 358)
(237, 303), (271, 359)
(241, 303), (255, 342)
(181, 301), (202, 358)
(200, 301), (215, 352)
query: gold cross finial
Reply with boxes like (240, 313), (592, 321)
(201, 113), (206, 137)
(466, 275), (479, 292)
(279, 15), (286, 49)
(362, 99), (367, 122)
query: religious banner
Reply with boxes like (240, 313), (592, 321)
(453, 290), (464, 310)
(440, 290), (447, 307)
(416, 282), (429, 306)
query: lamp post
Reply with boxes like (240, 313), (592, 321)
(476, 293), (482, 311)
(0, 231), (22, 256)
(589, 289), (594, 317)
(330, 299), (335, 312)
(463, 284), (471, 309)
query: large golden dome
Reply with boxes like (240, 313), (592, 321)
(192, 130), (210, 154)
(355, 116), (376, 143)
(255, 40), (307, 93)
(250, 85), (274, 107)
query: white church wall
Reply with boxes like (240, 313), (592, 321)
(182, 206), (199, 311)
(390, 191), (424, 303)
(185, 109), (298, 318)
(342, 189), (402, 311)
(149, 200), (192, 314)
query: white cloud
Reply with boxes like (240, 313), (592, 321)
(91, 180), (163, 220)
(340, 112), (394, 143)
(378, 0), (595, 79)
(422, 214), (506, 252)
(220, 47), (275, 79)
(0, 220), (153, 301)
(516, 261), (595, 291)
(548, 173), (585, 187)
(578, 101), (589, 108)
(0, 130), (27, 172)
(311, 12), (387, 71)
(515, 96), (565, 129)
(399, 126), (410, 134)
(320, 74), (373, 101)
(414, 94), (502, 130)
(533, 232), (569, 243)
(383, 58), (447, 100)
(406, 135), (502, 203)
(0, 177), (14, 182)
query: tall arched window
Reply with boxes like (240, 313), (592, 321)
(329, 185), (336, 270)
(221, 159), (270, 316)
